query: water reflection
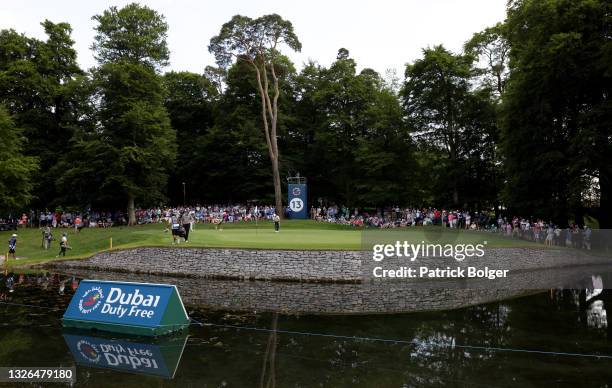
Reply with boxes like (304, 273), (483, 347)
(587, 301), (608, 329)
(62, 330), (188, 378)
(1, 273), (612, 386)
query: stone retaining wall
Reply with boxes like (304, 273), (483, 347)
(50, 248), (363, 282)
(46, 246), (612, 283)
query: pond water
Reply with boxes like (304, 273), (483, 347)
(1, 273), (611, 387)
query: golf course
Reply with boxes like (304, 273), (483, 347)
(0, 220), (538, 267)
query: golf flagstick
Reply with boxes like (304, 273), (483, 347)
(255, 206), (258, 236)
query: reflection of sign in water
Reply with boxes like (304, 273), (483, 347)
(77, 339), (101, 363)
(63, 332), (188, 378)
(289, 198), (304, 212)
(63, 280), (189, 336)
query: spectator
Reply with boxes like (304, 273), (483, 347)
(56, 233), (70, 257)
(42, 226), (53, 250)
(180, 211), (191, 242)
(8, 234), (17, 260)
(74, 216), (82, 233)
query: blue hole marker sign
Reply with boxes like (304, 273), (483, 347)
(288, 183), (307, 219)
(63, 280), (190, 336)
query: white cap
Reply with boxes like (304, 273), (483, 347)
(11, 234), (17, 237)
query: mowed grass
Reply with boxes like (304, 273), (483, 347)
(0, 220), (538, 267)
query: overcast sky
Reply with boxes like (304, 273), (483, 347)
(0, 0), (507, 76)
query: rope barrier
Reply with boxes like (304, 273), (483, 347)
(191, 320), (612, 360)
(3, 301), (611, 360)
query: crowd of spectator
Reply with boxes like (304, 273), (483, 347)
(135, 205), (279, 225)
(7, 203), (601, 251)
(310, 205), (599, 250)
(497, 217), (593, 249)
(310, 206), (496, 229)
(13, 210), (120, 229)
(10, 205), (282, 230)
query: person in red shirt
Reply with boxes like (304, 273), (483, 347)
(74, 216), (82, 233)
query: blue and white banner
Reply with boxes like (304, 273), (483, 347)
(288, 183), (307, 219)
(63, 280), (187, 328)
(63, 333), (188, 378)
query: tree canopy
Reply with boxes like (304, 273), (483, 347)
(58, 3), (176, 224)
(501, 0), (612, 226)
(92, 2), (169, 70)
(0, 1), (610, 228)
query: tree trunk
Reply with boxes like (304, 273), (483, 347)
(574, 204), (584, 227)
(451, 160), (459, 205)
(252, 59), (284, 219)
(452, 184), (459, 206)
(127, 193), (136, 226)
(271, 157), (283, 218)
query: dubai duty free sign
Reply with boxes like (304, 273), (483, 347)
(63, 280), (190, 336)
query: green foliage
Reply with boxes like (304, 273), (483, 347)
(401, 45), (499, 208)
(92, 2), (169, 70)
(199, 60), (276, 202)
(53, 3), (177, 218)
(287, 50), (415, 206)
(209, 14), (301, 68)
(501, 0), (612, 225)
(0, 21), (87, 208)
(162, 71), (220, 202)
(354, 88), (416, 205)
(82, 62), (176, 207)
(0, 3), (609, 228)
(203, 65), (227, 94)
(0, 107), (38, 212)
(465, 22), (509, 97)
(402, 46), (474, 152)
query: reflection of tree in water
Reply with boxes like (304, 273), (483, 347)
(557, 273), (612, 334)
(264, 293), (610, 386)
(2, 278), (612, 386)
(0, 329), (33, 362)
(547, 289), (611, 342)
(260, 312), (278, 388)
(405, 302), (512, 385)
(264, 301), (517, 386)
